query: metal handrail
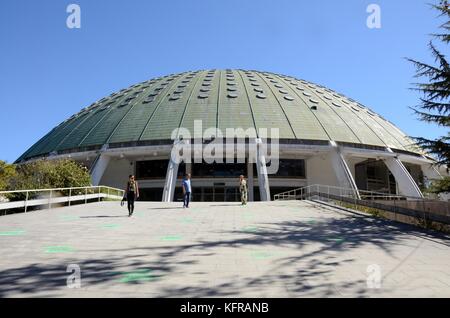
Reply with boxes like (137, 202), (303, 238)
(274, 184), (443, 203)
(0, 185), (125, 215)
(0, 185), (121, 195)
(278, 184), (450, 225)
(274, 184), (358, 201)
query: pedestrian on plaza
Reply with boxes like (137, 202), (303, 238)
(182, 173), (192, 208)
(124, 175), (139, 216)
(239, 175), (248, 206)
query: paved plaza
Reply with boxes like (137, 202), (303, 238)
(0, 200), (449, 298)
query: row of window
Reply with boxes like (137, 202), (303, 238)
(135, 159), (306, 179)
(138, 186), (300, 202)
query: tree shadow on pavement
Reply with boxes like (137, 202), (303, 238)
(0, 204), (448, 297)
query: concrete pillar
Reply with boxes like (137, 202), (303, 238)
(383, 149), (423, 198)
(91, 154), (111, 186)
(255, 138), (271, 201)
(162, 143), (182, 202)
(330, 141), (361, 199)
(247, 161), (254, 202)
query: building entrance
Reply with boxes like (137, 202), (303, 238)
(193, 184), (240, 202)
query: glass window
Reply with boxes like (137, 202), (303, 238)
(139, 188), (163, 201)
(136, 160), (168, 179)
(136, 160), (185, 179)
(254, 159), (306, 178)
(355, 160), (397, 194)
(193, 161), (247, 178)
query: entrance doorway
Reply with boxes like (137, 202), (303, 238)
(193, 184), (240, 202)
(211, 184), (240, 202)
(355, 160), (397, 194)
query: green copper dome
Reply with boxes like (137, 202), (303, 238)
(17, 69), (420, 162)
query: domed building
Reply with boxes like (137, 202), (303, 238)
(16, 70), (442, 201)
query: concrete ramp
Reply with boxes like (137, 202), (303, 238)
(0, 201), (449, 297)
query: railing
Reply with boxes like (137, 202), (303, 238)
(274, 185), (407, 201)
(0, 186), (125, 215)
(274, 184), (450, 227)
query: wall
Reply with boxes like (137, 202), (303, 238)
(99, 158), (134, 189)
(306, 154), (340, 187)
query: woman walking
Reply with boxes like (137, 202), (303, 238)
(124, 175), (139, 216)
(239, 175), (248, 206)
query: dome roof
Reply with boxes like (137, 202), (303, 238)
(17, 69), (421, 162)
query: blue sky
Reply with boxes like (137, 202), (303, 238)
(0, 0), (448, 163)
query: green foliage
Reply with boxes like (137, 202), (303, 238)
(5, 159), (91, 200)
(8, 159), (91, 190)
(0, 160), (17, 191)
(424, 176), (450, 194)
(408, 1), (450, 166)
(337, 201), (386, 218)
(432, 1), (450, 43)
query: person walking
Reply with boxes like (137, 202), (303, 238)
(124, 175), (139, 216)
(182, 173), (192, 208)
(239, 175), (248, 206)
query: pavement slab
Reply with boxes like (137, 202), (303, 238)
(0, 200), (449, 298)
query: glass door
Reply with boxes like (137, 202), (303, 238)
(225, 187), (239, 202)
(213, 183), (225, 202)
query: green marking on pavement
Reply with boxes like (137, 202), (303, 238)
(119, 269), (154, 283)
(45, 246), (75, 253)
(161, 235), (182, 241)
(101, 224), (120, 229)
(181, 217), (194, 224)
(329, 237), (345, 244)
(250, 251), (274, 260)
(59, 215), (79, 221)
(242, 226), (259, 233)
(243, 213), (255, 220)
(0, 230), (25, 236)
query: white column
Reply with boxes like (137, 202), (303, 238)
(162, 143), (181, 202)
(384, 149), (423, 198)
(162, 159), (179, 202)
(330, 141), (361, 199)
(255, 138), (271, 201)
(247, 161), (254, 202)
(91, 154), (110, 186)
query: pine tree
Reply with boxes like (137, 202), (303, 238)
(408, 1), (450, 168)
